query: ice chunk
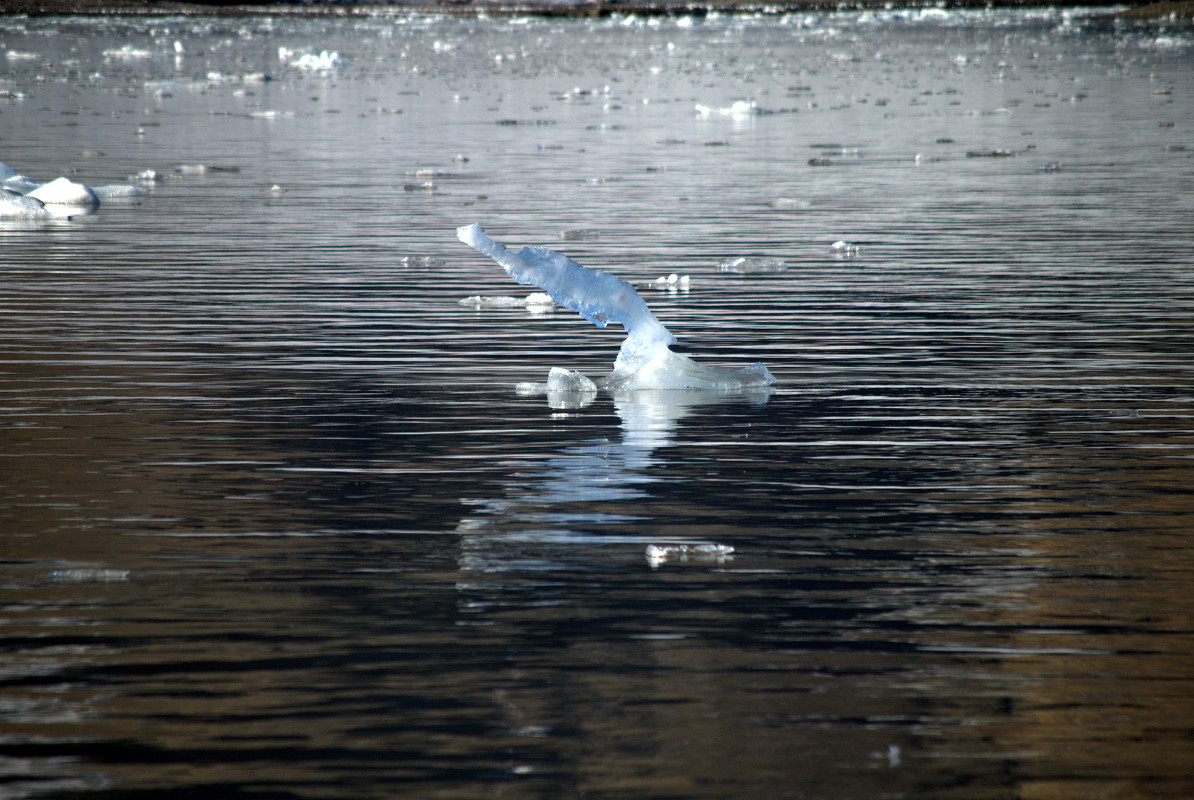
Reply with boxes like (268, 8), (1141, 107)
(285, 49), (342, 71)
(49, 568), (130, 583)
(546, 366), (598, 393)
(695, 100), (769, 116)
(636, 273), (690, 291)
(458, 292), (556, 310)
(769, 197), (811, 211)
(646, 542), (734, 568)
(457, 223), (674, 346)
(717, 256), (788, 274)
(456, 224), (775, 392)
(26, 177), (99, 206)
(92, 184), (145, 201)
(0, 194), (48, 219)
(3, 173), (40, 195)
(830, 240), (864, 258)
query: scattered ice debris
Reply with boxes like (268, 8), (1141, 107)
(636, 273), (690, 291)
(1038, 162), (1063, 172)
(646, 542), (734, 568)
(49, 568), (130, 584)
(397, 255), (446, 267)
(769, 197), (811, 211)
(279, 47), (342, 71)
(830, 240), (864, 258)
(459, 292), (556, 311)
(103, 44), (152, 61)
(695, 100), (770, 117)
(174, 163), (239, 175)
(456, 224), (775, 392)
(717, 256), (788, 275)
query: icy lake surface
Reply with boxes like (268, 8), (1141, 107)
(2, 7), (1193, 799)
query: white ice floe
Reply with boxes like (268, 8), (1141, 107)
(103, 44), (153, 61)
(280, 47), (343, 71)
(26, 176), (99, 206)
(830, 240), (864, 258)
(0, 193), (49, 219)
(1, 161), (145, 220)
(459, 292), (556, 310)
(646, 542), (735, 568)
(456, 224), (775, 392)
(695, 100), (769, 117)
(717, 256), (788, 274)
(636, 273), (690, 291)
(769, 197), (811, 211)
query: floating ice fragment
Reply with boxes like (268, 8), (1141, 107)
(559, 228), (599, 240)
(546, 366), (598, 393)
(636, 273), (690, 291)
(49, 568), (130, 583)
(646, 542), (734, 568)
(0, 194), (48, 219)
(458, 292), (556, 310)
(695, 100), (770, 116)
(2, 173), (40, 195)
(278, 47), (342, 70)
(769, 197), (810, 210)
(830, 240), (864, 258)
(397, 255), (447, 267)
(103, 44), (152, 60)
(717, 256), (788, 274)
(92, 184), (144, 201)
(26, 177), (99, 206)
(456, 224), (774, 392)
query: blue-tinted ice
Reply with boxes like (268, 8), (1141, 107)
(456, 224), (775, 392)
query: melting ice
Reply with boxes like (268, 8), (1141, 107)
(456, 224), (775, 393)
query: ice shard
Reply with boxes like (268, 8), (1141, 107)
(456, 224), (775, 392)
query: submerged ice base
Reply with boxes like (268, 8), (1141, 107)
(456, 224), (775, 393)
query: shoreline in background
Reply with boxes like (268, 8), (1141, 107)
(1, 0), (1192, 18)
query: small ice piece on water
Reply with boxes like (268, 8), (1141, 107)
(559, 228), (599, 240)
(546, 366), (597, 393)
(830, 240), (864, 258)
(646, 542), (734, 568)
(26, 177), (99, 206)
(636, 273), (690, 291)
(459, 295), (523, 309)
(458, 292), (556, 310)
(456, 224), (775, 392)
(695, 100), (768, 117)
(769, 197), (810, 211)
(49, 568), (130, 583)
(292, 50), (342, 71)
(92, 184), (144, 202)
(717, 256), (788, 274)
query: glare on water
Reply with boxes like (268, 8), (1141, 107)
(2, 7), (1193, 800)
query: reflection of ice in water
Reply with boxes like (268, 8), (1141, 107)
(456, 390), (766, 574)
(456, 224), (774, 392)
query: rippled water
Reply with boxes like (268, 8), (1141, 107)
(2, 7), (1194, 799)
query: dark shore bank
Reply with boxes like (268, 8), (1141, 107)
(2, 0), (1192, 18)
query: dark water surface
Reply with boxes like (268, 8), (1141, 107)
(3, 7), (1194, 799)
